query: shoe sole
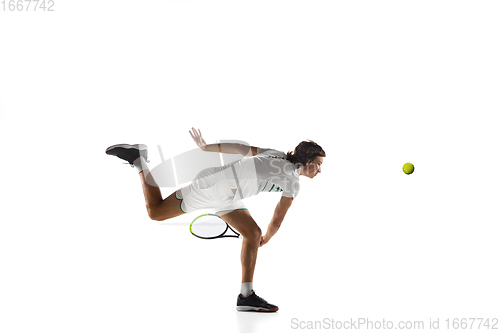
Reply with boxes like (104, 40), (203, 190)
(236, 305), (279, 312)
(105, 144), (148, 154)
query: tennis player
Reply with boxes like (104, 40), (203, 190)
(105, 128), (325, 312)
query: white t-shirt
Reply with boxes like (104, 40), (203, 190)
(191, 148), (301, 201)
(227, 148), (301, 200)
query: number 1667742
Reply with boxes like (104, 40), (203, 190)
(2, 0), (55, 11)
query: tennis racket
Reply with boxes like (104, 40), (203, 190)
(190, 213), (240, 239)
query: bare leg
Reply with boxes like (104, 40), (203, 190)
(140, 169), (185, 221)
(219, 210), (262, 283)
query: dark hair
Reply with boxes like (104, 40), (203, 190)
(286, 140), (326, 165)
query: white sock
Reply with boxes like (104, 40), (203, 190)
(240, 282), (253, 297)
(133, 156), (149, 173)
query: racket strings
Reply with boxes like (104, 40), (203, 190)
(191, 217), (228, 238)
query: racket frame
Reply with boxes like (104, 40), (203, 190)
(190, 213), (240, 239)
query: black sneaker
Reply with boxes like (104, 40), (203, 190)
(105, 144), (148, 165)
(236, 291), (279, 312)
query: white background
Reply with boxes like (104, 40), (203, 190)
(1, 1), (499, 332)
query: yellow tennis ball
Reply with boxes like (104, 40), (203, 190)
(403, 162), (414, 175)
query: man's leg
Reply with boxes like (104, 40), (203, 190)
(219, 209), (279, 312)
(219, 209), (261, 283)
(140, 169), (185, 221)
(105, 144), (185, 221)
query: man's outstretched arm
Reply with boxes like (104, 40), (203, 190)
(189, 127), (259, 157)
(261, 196), (293, 246)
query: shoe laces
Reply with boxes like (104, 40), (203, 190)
(251, 291), (268, 303)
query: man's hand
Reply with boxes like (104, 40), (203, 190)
(260, 234), (270, 247)
(189, 127), (207, 150)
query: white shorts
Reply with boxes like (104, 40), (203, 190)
(175, 167), (247, 215)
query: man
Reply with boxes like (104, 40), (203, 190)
(105, 128), (325, 312)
